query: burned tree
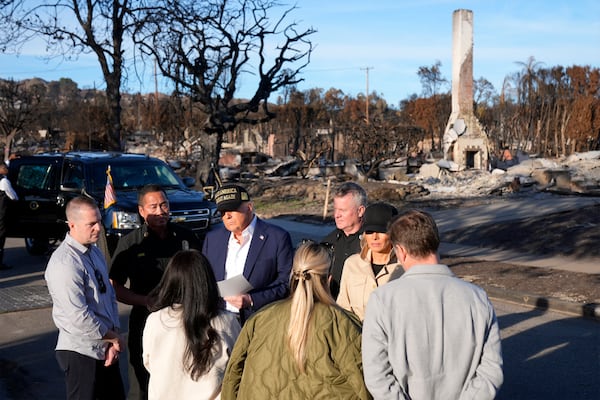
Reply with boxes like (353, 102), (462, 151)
(343, 118), (403, 179)
(134, 0), (315, 183)
(0, 79), (44, 161)
(0, 0), (140, 150)
(417, 61), (449, 151)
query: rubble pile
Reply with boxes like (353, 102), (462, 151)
(412, 151), (600, 199)
(368, 183), (430, 201)
(415, 169), (507, 198)
(246, 177), (327, 201)
(124, 138), (600, 201)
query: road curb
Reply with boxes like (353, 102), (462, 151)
(482, 285), (600, 322)
(0, 285), (52, 315)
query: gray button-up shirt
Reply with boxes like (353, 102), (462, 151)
(45, 233), (120, 360)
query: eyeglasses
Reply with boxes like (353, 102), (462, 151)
(87, 251), (107, 294)
(94, 269), (107, 294)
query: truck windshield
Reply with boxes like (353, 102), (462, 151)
(91, 161), (183, 192)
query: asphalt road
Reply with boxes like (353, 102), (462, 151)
(2, 290), (598, 399)
(2, 204), (600, 400)
(493, 301), (600, 400)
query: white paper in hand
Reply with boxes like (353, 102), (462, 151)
(217, 274), (254, 297)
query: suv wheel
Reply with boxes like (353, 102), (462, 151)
(25, 238), (51, 256)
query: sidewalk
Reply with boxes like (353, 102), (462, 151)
(0, 239), (53, 314)
(439, 240), (600, 319)
(430, 193), (600, 235)
(430, 194), (600, 319)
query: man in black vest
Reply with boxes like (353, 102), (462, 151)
(321, 182), (367, 298)
(109, 184), (201, 400)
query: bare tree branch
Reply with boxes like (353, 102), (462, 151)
(134, 0), (314, 137)
(0, 0), (148, 150)
(0, 78), (43, 160)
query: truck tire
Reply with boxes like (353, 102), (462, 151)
(25, 237), (51, 256)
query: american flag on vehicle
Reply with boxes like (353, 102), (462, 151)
(104, 165), (117, 209)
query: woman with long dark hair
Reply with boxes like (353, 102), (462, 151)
(142, 250), (241, 400)
(221, 242), (370, 399)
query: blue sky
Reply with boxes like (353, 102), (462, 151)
(1, 0), (599, 106)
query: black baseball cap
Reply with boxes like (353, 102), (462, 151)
(214, 184), (250, 212)
(362, 202), (398, 233)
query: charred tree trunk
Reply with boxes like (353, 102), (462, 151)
(105, 77), (123, 151)
(559, 108), (572, 156)
(194, 131), (220, 188)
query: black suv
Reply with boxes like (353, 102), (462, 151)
(7, 151), (221, 256)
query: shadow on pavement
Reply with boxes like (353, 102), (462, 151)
(0, 310), (131, 400)
(496, 310), (600, 400)
(0, 329), (62, 400)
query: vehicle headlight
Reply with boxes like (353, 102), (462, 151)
(110, 210), (141, 230)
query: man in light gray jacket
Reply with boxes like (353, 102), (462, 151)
(362, 209), (503, 400)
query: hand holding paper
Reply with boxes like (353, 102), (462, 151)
(217, 274), (253, 297)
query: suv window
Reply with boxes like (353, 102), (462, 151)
(15, 164), (57, 190)
(63, 162), (85, 189)
(90, 161), (182, 191)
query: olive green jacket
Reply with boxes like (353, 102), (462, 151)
(222, 300), (371, 400)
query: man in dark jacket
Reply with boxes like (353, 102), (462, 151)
(321, 182), (367, 298)
(202, 184), (293, 323)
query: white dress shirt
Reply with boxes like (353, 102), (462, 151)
(224, 215), (257, 312)
(0, 175), (18, 200)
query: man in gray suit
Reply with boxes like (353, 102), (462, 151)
(362, 209), (503, 400)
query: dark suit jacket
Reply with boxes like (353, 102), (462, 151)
(202, 217), (293, 321)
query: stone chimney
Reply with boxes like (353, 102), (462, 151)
(442, 9), (489, 171)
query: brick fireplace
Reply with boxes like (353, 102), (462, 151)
(442, 9), (489, 171)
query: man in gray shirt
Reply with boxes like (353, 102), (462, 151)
(362, 209), (503, 400)
(45, 196), (125, 399)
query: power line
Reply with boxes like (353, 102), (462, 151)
(304, 66), (364, 73)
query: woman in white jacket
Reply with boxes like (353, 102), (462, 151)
(143, 250), (241, 400)
(337, 202), (403, 320)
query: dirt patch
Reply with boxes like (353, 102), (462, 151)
(443, 258), (600, 305)
(247, 177), (476, 220)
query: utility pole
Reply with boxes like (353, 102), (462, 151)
(360, 67), (374, 124)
